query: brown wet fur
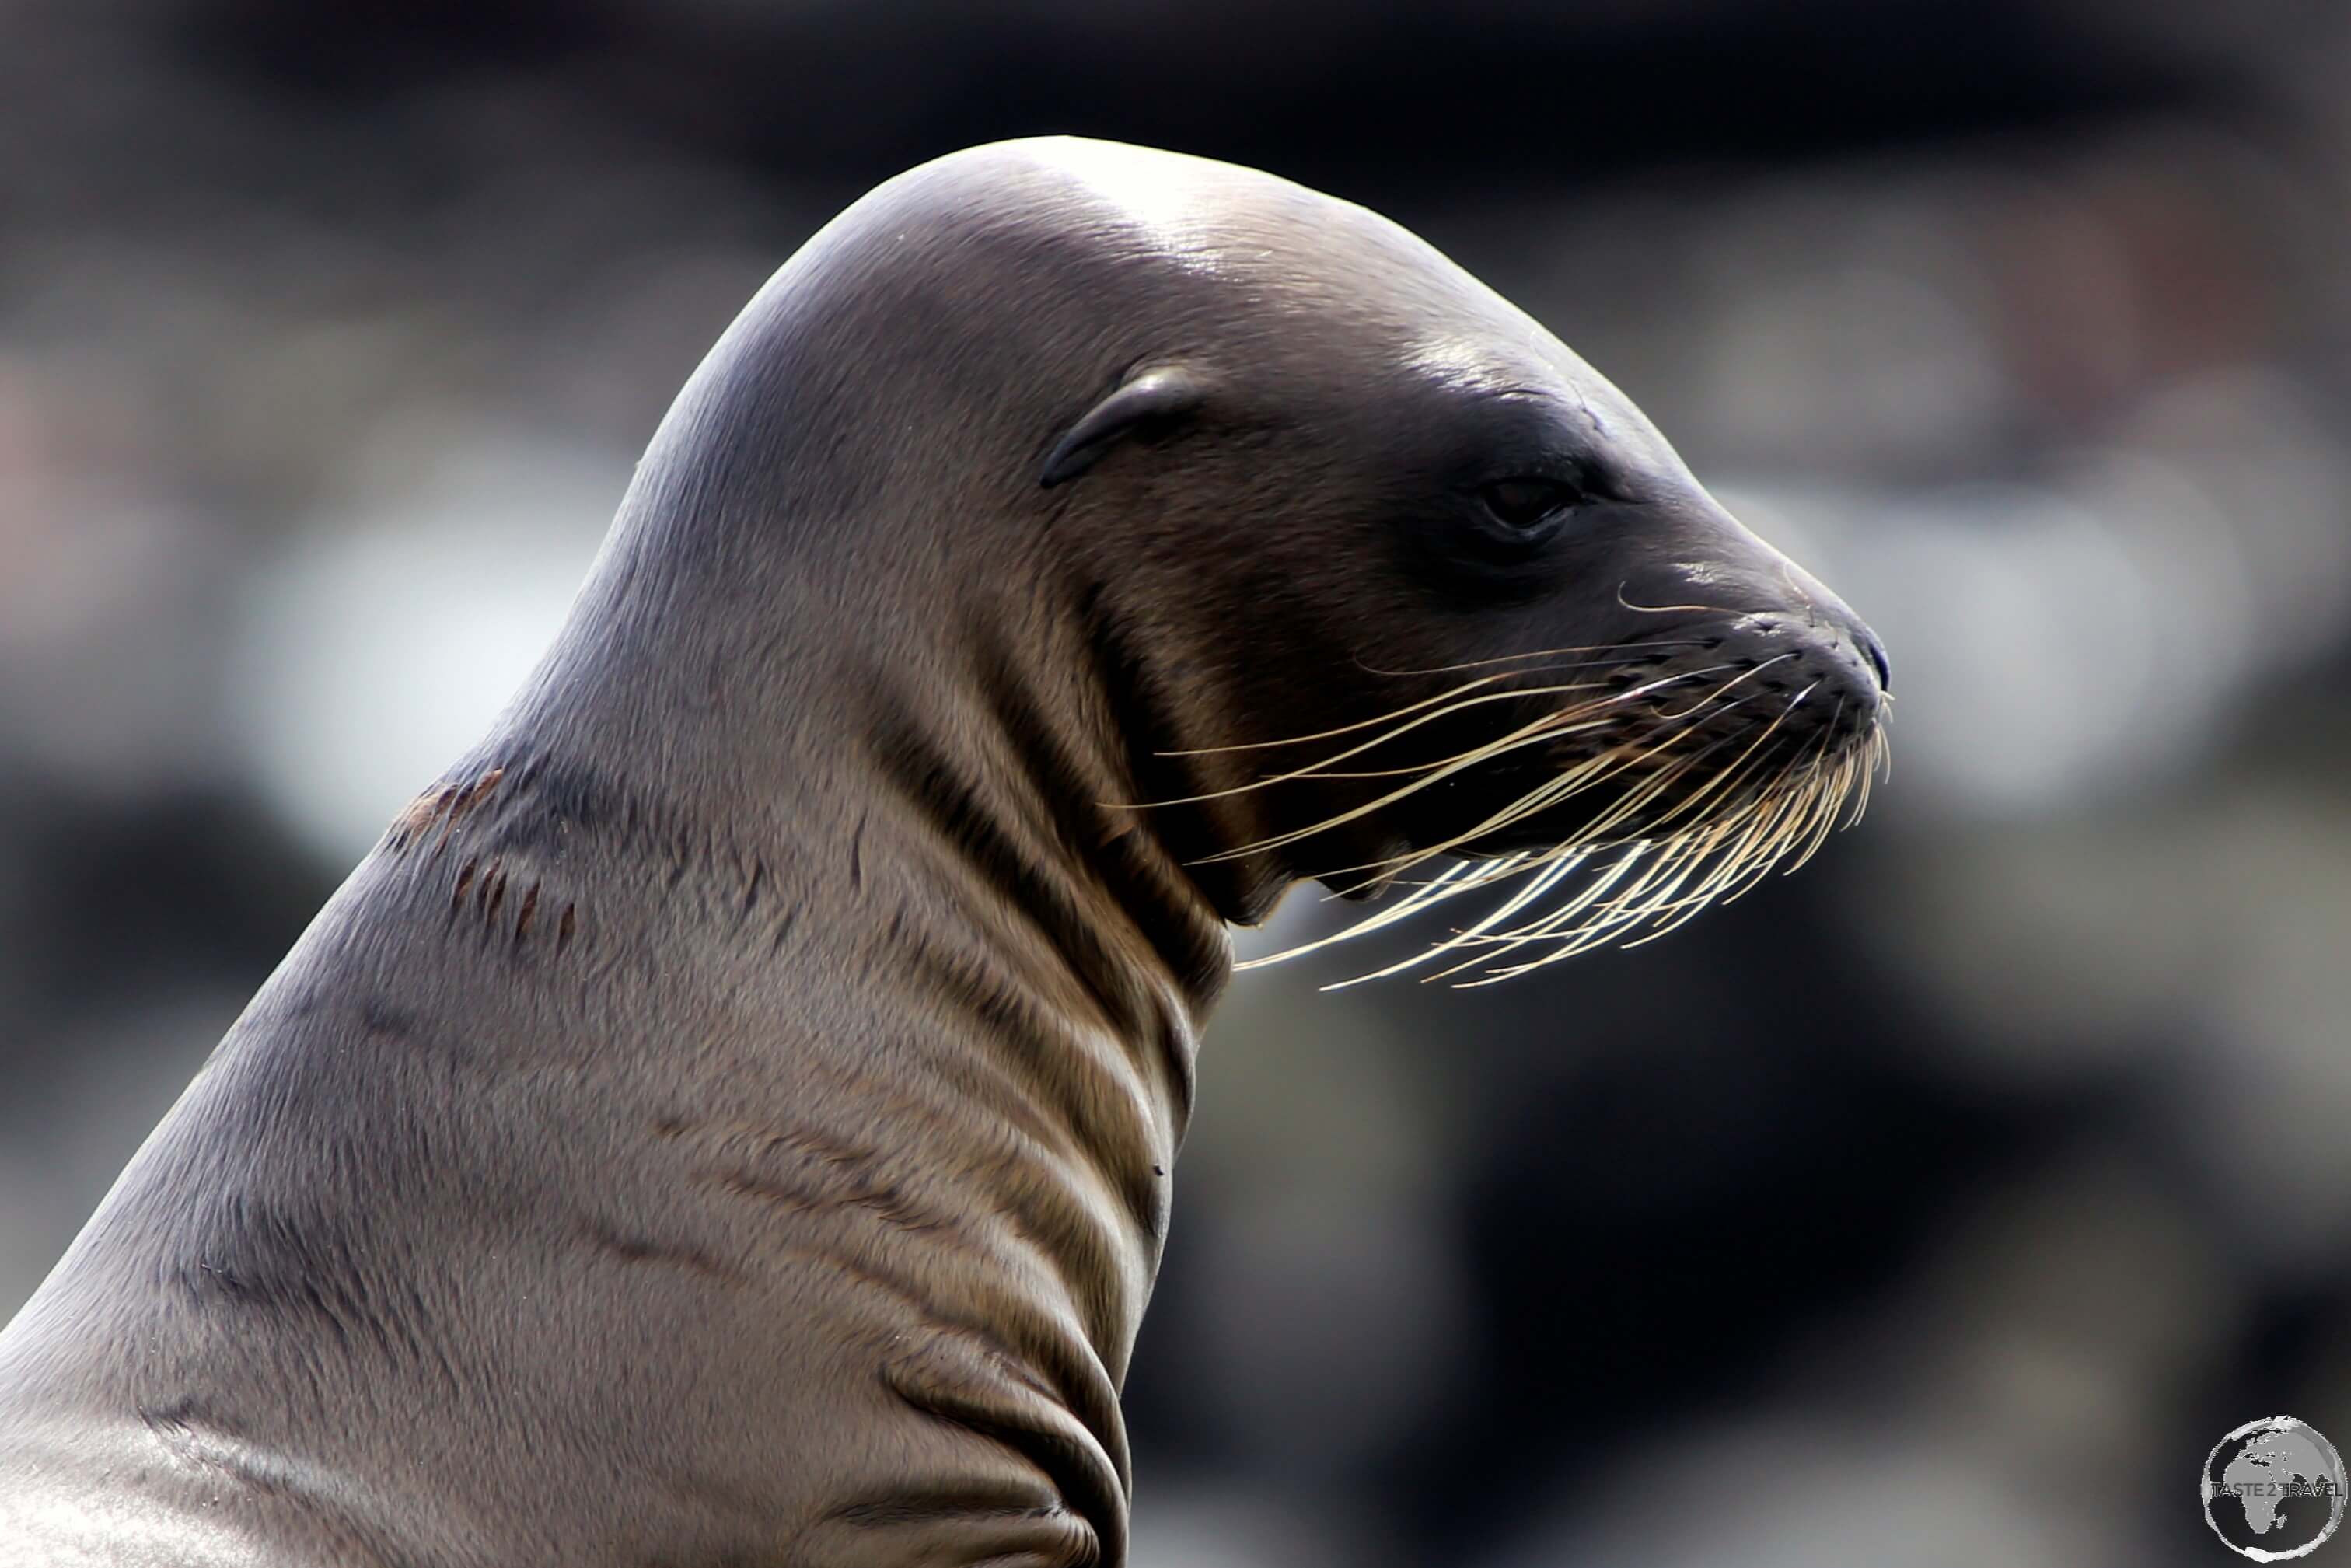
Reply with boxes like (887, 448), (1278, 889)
(0, 138), (1884, 1566)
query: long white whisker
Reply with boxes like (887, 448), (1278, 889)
(1214, 636), (1888, 983)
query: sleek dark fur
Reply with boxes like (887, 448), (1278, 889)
(0, 138), (1885, 1566)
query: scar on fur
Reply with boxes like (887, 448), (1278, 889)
(390, 766), (506, 851)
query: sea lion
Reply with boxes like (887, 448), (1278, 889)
(0, 137), (1887, 1566)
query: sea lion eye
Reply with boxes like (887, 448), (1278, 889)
(1478, 477), (1583, 532)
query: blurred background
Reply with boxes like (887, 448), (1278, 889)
(4, 1), (2349, 1562)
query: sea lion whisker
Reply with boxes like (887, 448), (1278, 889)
(1473, 839), (1661, 943)
(1350, 638), (1713, 678)
(1783, 767), (1851, 875)
(1622, 687), (1811, 836)
(1734, 772), (1831, 883)
(1574, 840), (1706, 934)
(1848, 753), (1875, 828)
(1259, 858), (1493, 948)
(1422, 847), (1655, 980)
(1615, 583), (1746, 616)
(1155, 671), (1517, 759)
(1560, 860), (1724, 955)
(1154, 653), (1683, 765)
(1776, 724), (1858, 877)
(1650, 651), (1802, 722)
(1592, 810), (1755, 920)
(1452, 880), (1672, 976)
(1607, 720), (1779, 840)
(1302, 746), (1637, 885)
(1193, 686), (1713, 866)
(1249, 657), (1735, 787)
(1455, 750), (1862, 976)
(1621, 839), (1766, 948)
(1528, 732), (1726, 850)
(1180, 719), (1573, 860)
(1516, 736), (1818, 944)
(1691, 717), (1836, 883)
(1155, 658), (1741, 805)
(1851, 727), (1892, 822)
(1555, 766), (1696, 850)
(1320, 854), (1593, 987)
(1714, 775), (1841, 908)
(1137, 669), (1713, 811)
(1307, 732), (1729, 980)
(1668, 804), (1785, 907)
(1312, 840), (1492, 900)
(1428, 852), (1595, 946)
(1748, 766), (1833, 889)
(1441, 743), (1706, 875)
(1612, 837), (1735, 940)
(1291, 711), (1640, 780)
(1239, 856), (1515, 972)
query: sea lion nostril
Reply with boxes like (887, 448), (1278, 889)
(1859, 628), (1891, 692)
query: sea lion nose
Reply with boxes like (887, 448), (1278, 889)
(1659, 496), (1889, 718)
(1801, 588), (1889, 709)
(1856, 623), (1892, 693)
(1642, 521), (1888, 732)
(1808, 584), (1891, 721)
(1780, 586), (1889, 730)
(1713, 607), (1884, 725)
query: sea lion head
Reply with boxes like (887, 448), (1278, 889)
(552, 136), (1888, 983)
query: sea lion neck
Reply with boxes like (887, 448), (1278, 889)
(478, 209), (1280, 1020)
(419, 526), (1226, 1452)
(500, 456), (1242, 1007)
(465, 374), (1249, 1190)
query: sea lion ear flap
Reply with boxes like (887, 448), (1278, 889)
(1039, 365), (1214, 488)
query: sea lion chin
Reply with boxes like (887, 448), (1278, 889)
(0, 137), (1885, 1566)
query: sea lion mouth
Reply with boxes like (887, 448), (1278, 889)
(1151, 637), (1889, 985)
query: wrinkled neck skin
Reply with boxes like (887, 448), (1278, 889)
(512, 281), (1264, 1223)
(0, 273), (1274, 1567)
(448, 309), (1261, 1555)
